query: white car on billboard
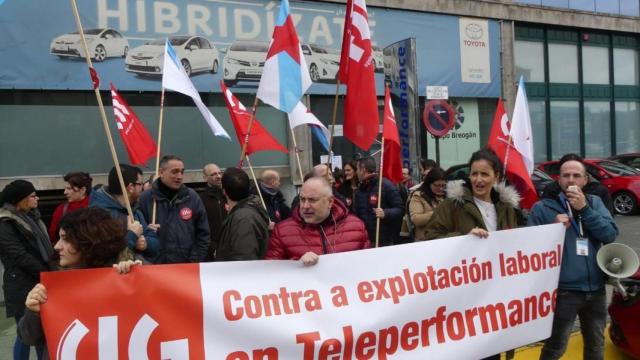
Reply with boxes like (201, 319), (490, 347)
(50, 28), (129, 62)
(125, 36), (220, 77)
(301, 44), (340, 82)
(372, 46), (384, 73)
(222, 41), (269, 86)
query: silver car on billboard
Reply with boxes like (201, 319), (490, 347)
(125, 36), (220, 77)
(222, 41), (269, 87)
(50, 28), (129, 62)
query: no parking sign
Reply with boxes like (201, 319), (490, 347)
(423, 100), (455, 137)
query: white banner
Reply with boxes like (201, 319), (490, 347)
(459, 18), (491, 83)
(201, 224), (564, 359)
(42, 224), (565, 359)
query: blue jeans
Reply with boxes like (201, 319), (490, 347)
(540, 289), (607, 360)
(13, 316), (44, 360)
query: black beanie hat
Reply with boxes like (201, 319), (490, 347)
(1, 180), (36, 205)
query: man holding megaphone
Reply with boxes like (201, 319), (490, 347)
(528, 154), (619, 360)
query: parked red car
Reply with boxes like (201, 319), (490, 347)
(609, 152), (640, 171)
(608, 270), (640, 359)
(537, 159), (640, 215)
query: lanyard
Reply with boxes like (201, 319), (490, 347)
(559, 193), (584, 238)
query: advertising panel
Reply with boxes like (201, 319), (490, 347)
(0, 0), (500, 97)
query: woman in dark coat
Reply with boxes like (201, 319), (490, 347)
(0, 180), (55, 360)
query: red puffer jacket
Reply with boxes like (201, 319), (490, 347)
(266, 200), (370, 260)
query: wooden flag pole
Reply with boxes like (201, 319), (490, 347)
(69, 0), (133, 220)
(327, 79), (341, 168)
(246, 155), (268, 211)
(375, 137), (385, 248)
(151, 87), (166, 224)
(289, 126), (305, 182)
(239, 97), (260, 166)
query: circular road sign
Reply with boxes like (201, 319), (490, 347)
(423, 100), (456, 137)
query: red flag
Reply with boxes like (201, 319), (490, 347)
(338, 0), (379, 151)
(220, 81), (288, 155)
(488, 99), (538, 209)
(109, 83), (157, 166)
(382, 86), (403, 184)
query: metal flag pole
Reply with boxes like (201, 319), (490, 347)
(69, 0), (133, 219)
(327, 79), (341, 169)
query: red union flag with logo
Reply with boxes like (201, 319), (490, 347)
(339, 0), (379, 151)
(40, 225), (566, 359)
(382, 86), (403, 184)
(110, 83), (157, 166)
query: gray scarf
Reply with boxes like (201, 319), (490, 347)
(3, 204), (54, 263)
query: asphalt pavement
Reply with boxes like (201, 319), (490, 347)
(0, 215), (638, 359)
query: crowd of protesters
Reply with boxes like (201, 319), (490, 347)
(0, 149), (619, 360)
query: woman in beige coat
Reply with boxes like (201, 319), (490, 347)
(408, 167), (447, 240)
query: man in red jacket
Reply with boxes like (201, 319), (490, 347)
(265, 177), (369, 265)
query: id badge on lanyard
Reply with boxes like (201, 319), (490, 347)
(561, 194), (589, 257)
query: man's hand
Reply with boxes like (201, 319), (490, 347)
(469, 227), (489, 238)
(128, 220), (143, 237)
(268, 221), (275, 231)
(25, 283), (47, 313)
(566, 187), (587, 211)
(135, 235), (147, 251)
(555, 214), (571, 228)
(374, 208), (385, 219)
(300, 252), (319, 266)
(113, 260), (142, 274)
(147, 223), (160, 232)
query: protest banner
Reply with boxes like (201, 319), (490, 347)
(41, 224), (565, 359)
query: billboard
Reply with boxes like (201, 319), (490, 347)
(0, 0), (501, 97)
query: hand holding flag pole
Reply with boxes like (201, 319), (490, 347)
(69, 0), (133, 219)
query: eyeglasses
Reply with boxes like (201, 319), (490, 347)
(431, 183), (447, 188)
(134, 182), (144, 187)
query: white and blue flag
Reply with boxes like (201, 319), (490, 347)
(162, 39), (230, 139)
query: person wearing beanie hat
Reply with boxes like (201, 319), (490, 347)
(0, 180), (54, 359)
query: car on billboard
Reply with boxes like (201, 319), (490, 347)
(537, 159), (640, 215)
(222, 41), (269, 86)
(50, 28), (129, 62)
(372, 45), (384, 73)
(124, 36), (219, 77)
(301, 44), (340, 82)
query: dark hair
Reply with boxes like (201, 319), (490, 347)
(160, 155), (183, 168)
(420, 159), (438, 172)
(419, 167), (447, 206)
(468, 148), (503, 179)
(58, 208), (127, 268)
(357, 156), (377, 173)
(108, 164), (142, 195)
(558, 153), (586, 173)
(222, 167), (250, 201)
(64, 172), (93, 195)
(343, 160), (358, 187)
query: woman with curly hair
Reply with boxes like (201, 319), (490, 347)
(17, 207), (139, 360)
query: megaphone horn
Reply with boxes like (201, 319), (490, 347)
(597, 243), (640, 299)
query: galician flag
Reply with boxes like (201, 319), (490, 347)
(510, 76), (535, 174)
(162, 39), (230, 139)
(257, 0), (311, 113)
(287, 102), (331, 151)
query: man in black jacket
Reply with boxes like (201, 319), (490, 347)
(352, 157), (404, 247)
(217, 167), (270, 261)
(256, 169), (290, 228)
(199, 163), (227, 260)
(139, 155), (210, 264)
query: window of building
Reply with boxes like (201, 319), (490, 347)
(614, 48), (639, 85)
(550, 101), (580, 159)
(515, 41), (545, 82)
(529, 100), (548, 163)
(615, 101), (640, 153)
(548, 43), (578, 83)
(582, 46), (610, 84)
(584, 101), (611, 157)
